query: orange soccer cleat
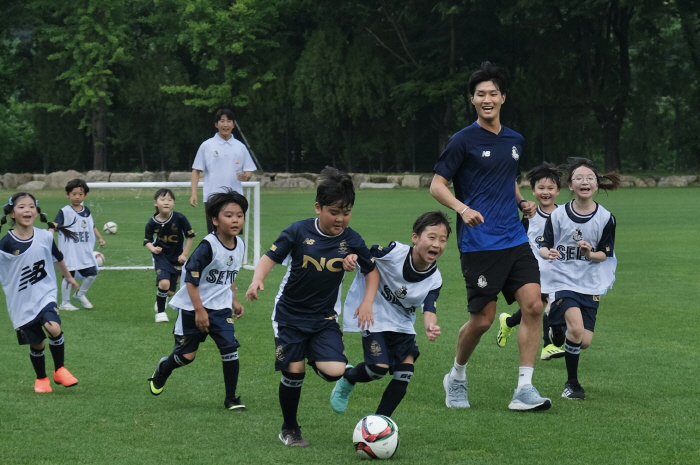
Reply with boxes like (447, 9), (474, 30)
(34, 377), (52, 393)
(53, 366), (79, 387)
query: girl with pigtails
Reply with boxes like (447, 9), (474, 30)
(538, 159), (621, 400)
(0, 192), (81, 393)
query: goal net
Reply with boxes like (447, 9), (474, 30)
(85, 181), (260, 270)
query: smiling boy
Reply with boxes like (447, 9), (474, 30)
(330, 211), (450, 418)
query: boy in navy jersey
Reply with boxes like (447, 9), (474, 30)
(53, 179), (106, 310)
(497, 163), (565, 360)
(431, 62), (551, 411)
(148, 189), (247, 411)
(330, 211), (450, 418)
(246, 167), (379, 448)
(144, 188), (195, 323)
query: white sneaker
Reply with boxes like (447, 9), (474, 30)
(155, 312), (169, 323)
(72, 294), (93, 309)
(443, 373), (470, 408)
(508, 384), (552, 411)
(59, 303), (80, 311)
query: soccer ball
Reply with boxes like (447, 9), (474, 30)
(353, 415), (400, 460)
(103, 222), (118, 235)
(93, 251), (105, 267)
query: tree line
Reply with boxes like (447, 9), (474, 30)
(1, 0), (699, 175)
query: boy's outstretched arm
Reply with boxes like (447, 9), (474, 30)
(186, 282), (209, 333)
(354, 267), (379, 330)
(93, 227), (106, 247)
(245, 255), (277, 301)
(423, 311), (441, 341)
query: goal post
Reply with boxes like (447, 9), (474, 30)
(86, 181), (260, 270)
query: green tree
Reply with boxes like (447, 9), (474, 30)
(32, 0), (132, 170)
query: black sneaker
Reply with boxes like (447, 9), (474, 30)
(279, 427), (309, 447)
(562, 379), (585, 400)
(224, 396), (246, 411)
(148, 356), (168, 396)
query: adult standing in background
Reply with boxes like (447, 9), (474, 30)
(430, 62), (551, 411)
(190, 108), (257, 233)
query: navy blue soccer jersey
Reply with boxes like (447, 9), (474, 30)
(266, 218), (376, 322)
(144, 211), (195, 264)
(433, 122), (528, 253)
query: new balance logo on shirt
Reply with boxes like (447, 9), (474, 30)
(482, 151), (490, 157)
(19, 260), (47, 291)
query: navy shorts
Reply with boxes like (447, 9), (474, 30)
(361, 331), (419, 370)
(273, 319), (347, 371)
(16, 302), (61, 345)
(153, 254), (181, 291)
(460, 242), (540, 313)
(71, 266), (98, 279)
(172, 307), (240, 355)
(548, 291), (599, 332)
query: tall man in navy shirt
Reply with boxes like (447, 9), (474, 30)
(430, 62), (551, 411)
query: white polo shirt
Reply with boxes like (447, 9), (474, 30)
(192, 133), (256, 201)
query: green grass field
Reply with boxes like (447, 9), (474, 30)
(0, 186), (698, 464)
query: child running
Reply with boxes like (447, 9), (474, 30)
(497, 163), (565, 360)
(144, 188), (195, 323)
(148, 189), (247, 411)
(538, 158), (620, 400)
(245, 167), (379, 448)
(53, 179), (106, 310)
(0, 192), (80, 392)
(330, 211), (449, 418)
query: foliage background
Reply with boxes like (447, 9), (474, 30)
(2, 0), (700, 174)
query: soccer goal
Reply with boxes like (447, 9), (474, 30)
(85, 181), (260, 270)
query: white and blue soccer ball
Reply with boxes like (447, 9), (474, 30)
(103, 222), (118, 235)
(353, 414), (400, 460)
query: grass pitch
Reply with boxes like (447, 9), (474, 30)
(0, 186), (698, 464)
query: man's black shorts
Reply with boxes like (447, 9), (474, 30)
(460, 242), (540, 313)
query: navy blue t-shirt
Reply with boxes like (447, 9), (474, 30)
(144, 211), (195, 265)
(433, 122), (528, 252)
(266, 218), (376, 323)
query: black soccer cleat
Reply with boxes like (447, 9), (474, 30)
(562, 379), (585, 400)
(224, 396), (246, 411)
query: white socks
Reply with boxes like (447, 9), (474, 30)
(517, 366), (534, 390)
(450, 358), (467, 381)
(61, 279), (72, 304)
(75, 276), (96, 297)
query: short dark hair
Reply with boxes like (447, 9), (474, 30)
(154, 188), (175, 215)
(526, 163), (562, 189)
(215, 108), (236, 122)
(65, 178), (90, 195)
(315, 167), (355, 210)
(468, 61), (507, 96)
(205, 188), (248, 226)
(413, 211), (452, 238)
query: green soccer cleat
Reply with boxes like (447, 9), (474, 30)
(330, 368), (355, 413)
(541, 344), (565, 360)
(497, 312), (513, 348)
